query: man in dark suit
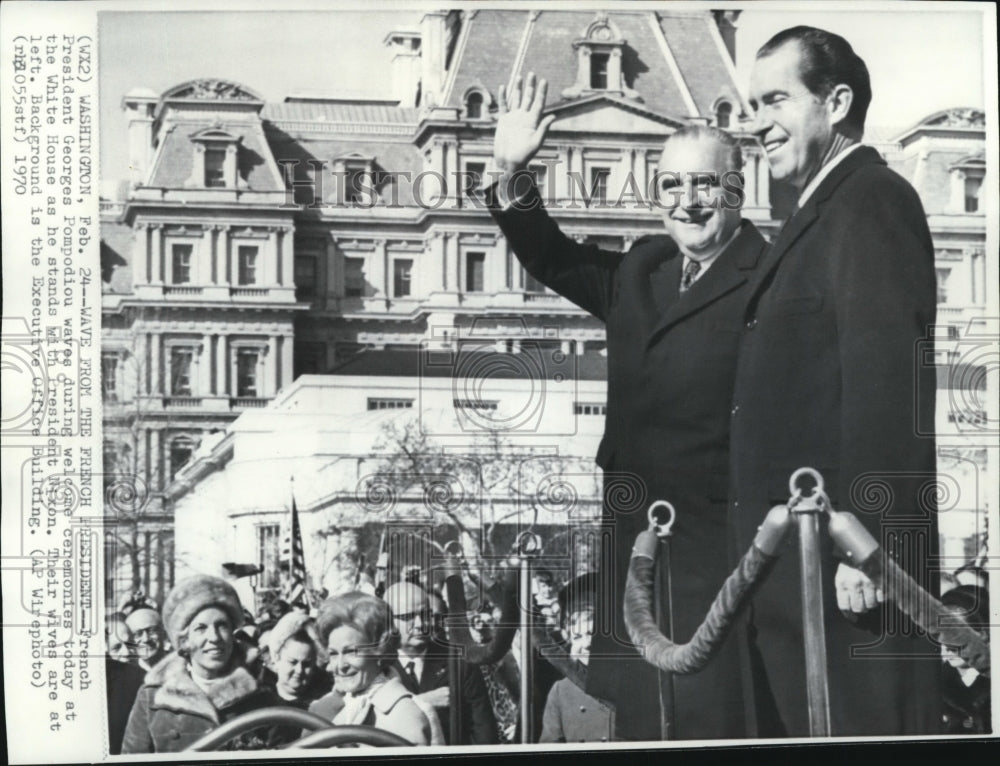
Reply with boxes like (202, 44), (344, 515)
(733, 26), (940, 736)
(385, 582), (498, 745)
(487, 73), (766, 740)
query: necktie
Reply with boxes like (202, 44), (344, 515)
(680, 259), (702, 293)
(404, 660), (419, 689)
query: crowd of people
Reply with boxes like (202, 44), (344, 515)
(105, 565), (613, 753)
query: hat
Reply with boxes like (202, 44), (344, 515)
(267, 610), (318, 659)
(162, 575), (244, 646)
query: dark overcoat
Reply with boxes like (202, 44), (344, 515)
(491, 183), (766, 740)
(391, 648), (499, 745)
(729, 146), (941, 736)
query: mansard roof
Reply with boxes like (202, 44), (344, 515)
(440, 9), (745, 122)
(146, 118), (286, 191)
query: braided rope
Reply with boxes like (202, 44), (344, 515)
(624, 544), (779, 674)
(859, 551), (990, 675)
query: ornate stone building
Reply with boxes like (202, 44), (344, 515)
(101, 9), (989, 607)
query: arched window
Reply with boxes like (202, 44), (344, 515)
(466, 91), (484, 119)
(716, 101), (733, 129)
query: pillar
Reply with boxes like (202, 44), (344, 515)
(215, 335), (228, 396)
(266, 336), (278, 396)
(281, 334), (294, 389)
(200, 335), (212, 397)
(150, 333), (161, 396)
(150, 224), (163, 284)
(135, 223), (149, 283)
(150, 429), (162, 492)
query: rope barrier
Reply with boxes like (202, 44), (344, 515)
(624, 504), (791, 673)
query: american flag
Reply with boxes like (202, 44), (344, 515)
(281, 488), (310, 609)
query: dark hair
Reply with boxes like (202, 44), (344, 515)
(315, 591), (399, 668)
(534, 569), (556, 586)
(757, 26), (871, 136)
(668, 125), (743, 172)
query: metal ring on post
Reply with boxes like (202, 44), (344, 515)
(442, 540), (464, 557)
(647, 500), (677, 538)
(788, 467), (825, 500)
(514, 530), (543, 558)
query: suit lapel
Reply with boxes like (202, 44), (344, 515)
(630, 238), (679, 340)
(750, 146), (886, 301)
(419, 653), (448, 693)
(646, 222), (764, 348)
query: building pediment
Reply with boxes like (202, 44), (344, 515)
(546, 95), (684, 135)
(923, 108), (985, 129)
(163, 79), (263, 103)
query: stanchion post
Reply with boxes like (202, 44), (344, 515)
(788, 469), (831, 737)
(515, 532), (541, 744)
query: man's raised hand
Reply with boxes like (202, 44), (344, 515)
(494, 72), (556, 173)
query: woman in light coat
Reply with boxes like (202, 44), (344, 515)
(309, 591), (440, 746)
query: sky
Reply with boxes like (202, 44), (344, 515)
(98, 2), (989, 187)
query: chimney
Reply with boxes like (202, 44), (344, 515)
(122, 88), (158, 187)
(384, 31), (422, 108)
(712, 10), (740, 63)
(419, 10), (462, 108)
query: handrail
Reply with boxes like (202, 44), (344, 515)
(186, 707), (331, 751)
(287, 725), (414, 748)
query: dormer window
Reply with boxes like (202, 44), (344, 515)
(188, 127), (242, 189)
(563, 13), (640, 100)
(467, 92), (484, 119)
(333, 152), (378, 205)
(715, 100), (733, 129)
(948, 153), (985, 214)
(204, 147), (226, 187)
(463, 87), (493, 120)
(591, 53), (609, 89)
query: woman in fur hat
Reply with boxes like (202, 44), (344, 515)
(121, 574), (277, 753)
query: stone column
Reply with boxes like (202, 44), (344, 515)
(150, 224), (163, 284)
(215, 335), (228, 396)
(281, 334), (294, 390)
(266, 336), (278, 396)
(135, 223), (149, 283)
(370, 240), (387, 297)
(425, 231), (446, 293)
(149, 428), (162, 492)
(200, 228), (213, 285)
(268, 227), (279, 285)
(281, 227), (294, 287)
(150, 333), (161, 396)
(445, 233), (460, 292)
(200, 335), (212, 397)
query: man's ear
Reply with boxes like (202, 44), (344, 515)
(827, 84), (854, 127)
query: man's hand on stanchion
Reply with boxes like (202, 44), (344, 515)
(835, 562), (883, 619)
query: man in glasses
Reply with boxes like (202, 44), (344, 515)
(125, 606), (169, 673)
(729, 26), (939, 737)
(385, 582), (497, 745)
(485, 73), (765, 740)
